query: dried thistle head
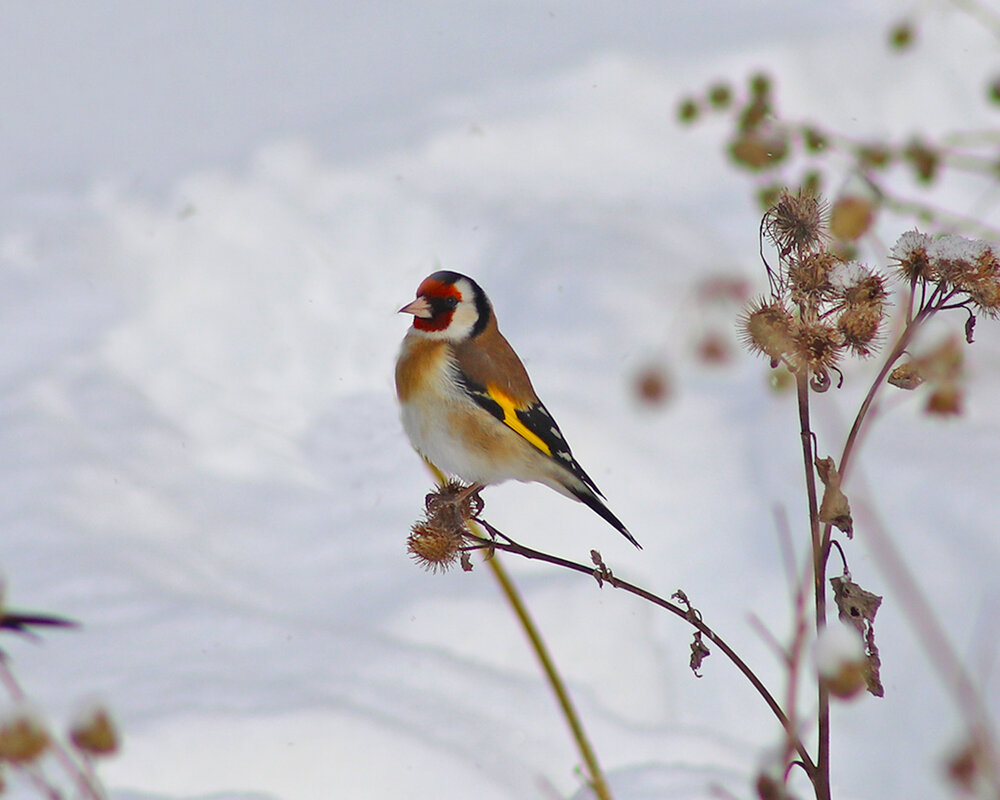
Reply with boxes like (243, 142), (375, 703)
(829, 265), (887, 358)
(792, 319), (843, 377)
(837, 304), (882, 357)
(739, 298), (795, 363)
(787, 251), (840, 305)
(410, 482), (483, 572)
(890, 230), (933, 282)
(962, 242), (1000, 316)
(928, 234), (994, 292)
(763, 190), (827, 258)
(408, 519), (463, 572)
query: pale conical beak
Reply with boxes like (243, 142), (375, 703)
(398, 296), (433, 318)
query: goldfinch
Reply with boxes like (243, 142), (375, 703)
(395, 271), (639, 548)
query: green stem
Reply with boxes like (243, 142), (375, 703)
(484, 550), (613, 800)
(422, 461), (613, 799)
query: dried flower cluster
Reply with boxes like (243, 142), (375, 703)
(407, 482), (482, 572)
(890, 230), (1000, 319)
(741, 191), (889, 390)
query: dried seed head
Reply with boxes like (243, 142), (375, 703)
(740, 298), (795, 362)
(763, 190), (827, 257)
(0, 706), (50, 764)
(928, 234), (993, 291)
(963, 244), (1000, 316)
(408, 520), (463, 573)
(787, 251), (840, 303)
(834, 268), (887, 307)
(69, 704), (119, 757)
(890, 230), (933, 282)
(829, 194), (876, 242)
(837, 303), (883, 357)
(793, 320), (843, 375)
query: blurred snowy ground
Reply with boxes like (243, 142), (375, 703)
(1, 2), (999, 798)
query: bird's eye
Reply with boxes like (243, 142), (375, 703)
(428, 294), (459, 314)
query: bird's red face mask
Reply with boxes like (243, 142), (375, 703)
(399, 277), (461, 332)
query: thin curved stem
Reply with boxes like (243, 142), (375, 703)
(483, 547), (613, 800)
(466, 523), (817, 776)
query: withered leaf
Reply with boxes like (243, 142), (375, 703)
(816, 456), (854, 538)
(831, 575), (884, 696)
(689, 630), (710, 678)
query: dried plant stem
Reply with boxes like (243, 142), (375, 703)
(465, 521), (817, 774)
(794, 372), (831, 800)
(482, 543), (613, 800)
(421, 461), (613, 800)
(837, 309), (925, 481)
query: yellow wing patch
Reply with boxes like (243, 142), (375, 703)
(486, 385), (553, 456)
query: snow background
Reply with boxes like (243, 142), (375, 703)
(1, 2), (999, 798)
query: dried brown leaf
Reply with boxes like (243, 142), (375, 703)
(831, 576), (884, 696)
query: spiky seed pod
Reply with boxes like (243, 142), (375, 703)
(793, 319), (843, 375)
(890, 230), (934, 282)
(840, 272), (887, 307)
(838, 303), (882, 357)
(969, 276), (1000, 317)
(740, 298), (795, 362)
(963, 247), (1000, 316)
(408, 520), (463, 573)
(787, 250), (840, 305)
(763, 190), (827, 257)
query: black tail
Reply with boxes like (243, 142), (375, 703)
(570, 486), (641, 549)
